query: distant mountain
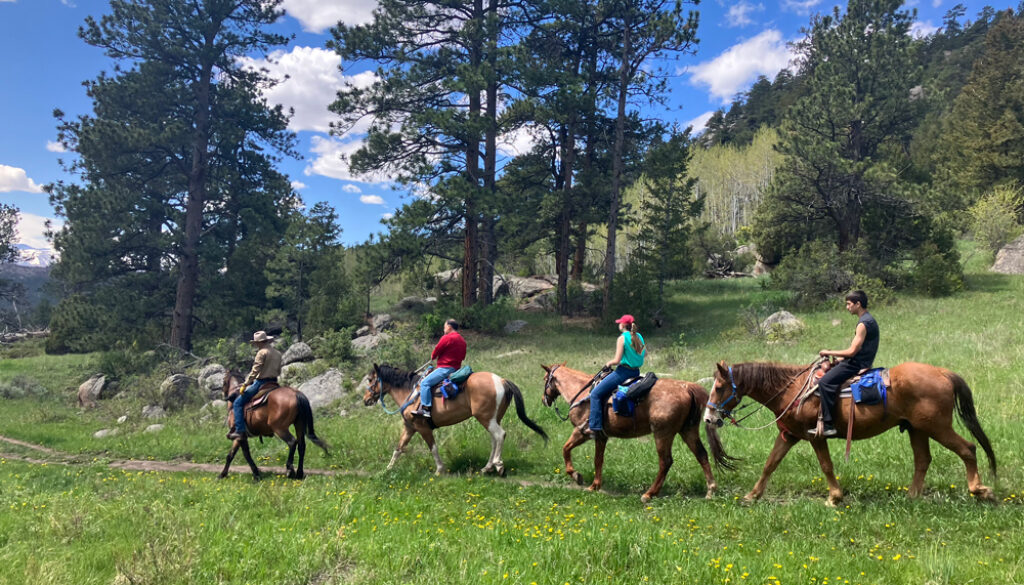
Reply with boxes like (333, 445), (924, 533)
(14, 244), (57, 268)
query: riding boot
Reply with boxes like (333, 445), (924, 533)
(411, 404), (432, 418)
(227, 429), (247, 440)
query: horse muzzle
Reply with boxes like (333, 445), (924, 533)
(704, 406), (723, 427)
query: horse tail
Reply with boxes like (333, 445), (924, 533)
(295, 391), (330, 456)
(503, 380), (549, 444)
(688, 386), (739, 471)
(946, 372), (996, 479)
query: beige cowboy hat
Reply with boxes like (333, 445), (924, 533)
(250, 331), (275, 344)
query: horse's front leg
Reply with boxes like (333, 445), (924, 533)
(420, 428), (445, 475)
(238, 439), (262, 481)
(809, 439), (843, 506)
(680, 426), (716, 499)
(386, 425), (415, 471)
(219, 442), (240, 479)
(295, 435), (307, 480)
(275, 429), (298, 479)
(562, 428), (589, 485)
(587, 436), (608, 493)
(746, 432), (797, 502)
(641, 432), (674, 503)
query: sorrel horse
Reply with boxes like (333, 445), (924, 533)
(220, 371), (330, 480)
(541, 364), (736, 502)
(364, 364), (548, 475)
(703, 361), (997, 505)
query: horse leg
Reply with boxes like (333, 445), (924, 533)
(809, 440), (843, 506)
(478, 416), (507, 476)
(562, 428), (589, 485)
(907, 428), (932, 498)
(641, 433), (675, 503)
(680, 426), (717, 499)
(239, 439), (261, 481)
(386, 425), (415, 471)
(745, 432), (797, 502)
(420, 428), (446, 475)
(929, 427), (995, 501)
(219, 442), (241, 479)
(276, 428), (299, 479)
(295, 433), (307, 480)
(586, 436), (608, 493)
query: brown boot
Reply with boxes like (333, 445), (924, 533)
(226, 429), (247, 440)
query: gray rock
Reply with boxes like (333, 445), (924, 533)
(507, 276), (555, 299)
(762, 311), (805, 335)
(434, 268), (461, 288)
(993, 234), (1024, 275)
(297, 369), (346, 409)
(142, 405), (166, 420)
(282, 342), (314, 365)
(355, 374), (371, 395)
(520, 291), (555, 312)
(504, 320), (528, 334)
(355, 325), (371, 337)
(144, 424), (165, 434)
(208, 399), (228, 410)
(351, 333), (389, 353)
(116, 415), (128, 424)
(159, 374), (198, 409)
(77, 374), (106, 408)
(372, 313), (394, 331)
(197, 364), (227, 398)
(280, 361), (310, 385)
(93, 428), (118, 438)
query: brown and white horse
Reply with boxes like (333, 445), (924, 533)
(364, 364), (548, 475)
(221, 371), (330, 480)
(541, 364), (736, 502)
(704, 361), (997, 505)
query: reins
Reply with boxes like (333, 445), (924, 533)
(717, 359), (824, 431)
(547, 365), (609, 422)
(374, 362), (433, 416)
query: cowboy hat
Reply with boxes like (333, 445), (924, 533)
(250, 331), (275, 344)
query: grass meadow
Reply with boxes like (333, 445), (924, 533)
(1, 255), (1022, 585)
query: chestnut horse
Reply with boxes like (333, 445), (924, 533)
(364, 364), (548, 475)
(220, 371), (329, 480)
(703, 361), (997, 505)
(541, 364), (736, 502)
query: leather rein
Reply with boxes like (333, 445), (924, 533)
(709, 359), (823, 431)
(544, 365), (608, 422)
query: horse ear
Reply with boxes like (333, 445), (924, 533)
(716, 361), (729, 378)
(373, 363), (379, 373)
(560, 360), (567, 367)
(541, 364), (550, 373)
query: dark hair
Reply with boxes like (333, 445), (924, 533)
(846, 290), (868, 309)
(445, 319), (460, 331)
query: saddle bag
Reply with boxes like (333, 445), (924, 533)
(850, 368), (886, 405)
(612, 373), (658, 417)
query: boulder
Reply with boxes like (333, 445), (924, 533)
(372, 313), (395, 332)
(762, 311), (805, 335)
(117, 415), (128, 424)
(77, 374), (107, 408)
(992, 234), (1024, 274)
(197, 364), (227, 398)
(506, 276), (555, 299)
(142, 405), (166, 420)
(93, 428), (118, 439)
(504, 320), (528, 334)
(520, 291), (555, 312)
(282, 342), (314, 365)
(352, 333), (389, 353)
(355, 374), (371, 395)
(144, 424), (165, 434)
(354, 325), (371, 337)
(159, 374), (198, 409)
(434, 268), (461, 288)
(297, 369), (346, 409)
(280, 361), (311, 385)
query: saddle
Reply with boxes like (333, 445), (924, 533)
(612, 373), (658, 417)
(418, 365), (474, 403)
(247, 382), (280, 411)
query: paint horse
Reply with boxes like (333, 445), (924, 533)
(704, 361), (997, 505)
(220, 371), (329, 480)
(364, 364), (548, 475)
(541, 364), (736, 502)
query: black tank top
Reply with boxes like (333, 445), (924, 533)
(850, 312), (879, 369)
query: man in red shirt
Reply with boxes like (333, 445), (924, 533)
(411, 319), (467, 418)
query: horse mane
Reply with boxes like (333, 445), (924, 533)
(377, 364), (417, 389)
(732, 362), (808, 391)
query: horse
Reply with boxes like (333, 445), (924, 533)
(364, 363), (548, 475)
(220, 371), (330, 481)
(703, 360), (997, 505)
(541, 364), (736, 502)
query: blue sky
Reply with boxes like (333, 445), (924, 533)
(0, 0), (1009, 250)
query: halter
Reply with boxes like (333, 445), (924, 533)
(709, 360), (823, 431)
(545, 365), (608, 422)
(707, 366), (741, 420)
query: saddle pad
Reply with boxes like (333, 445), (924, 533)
(448, 365), (473, 385)
(249, 383), (280, 409)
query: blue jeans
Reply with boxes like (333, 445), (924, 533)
(589, 366), (639, 431)
(233, 380), (266, 433)
(419, 367), (455, 407)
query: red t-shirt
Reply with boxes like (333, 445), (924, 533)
(431, 331), (467, 369)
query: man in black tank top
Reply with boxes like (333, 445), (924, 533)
(809, 290), (880, 438)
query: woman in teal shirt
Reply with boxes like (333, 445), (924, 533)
(585, 314), (646, 439)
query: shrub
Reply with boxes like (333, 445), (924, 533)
(770, 241), (895, 308)
(421, 297), (518, 335)
(193, 337), (252, 371)
(310, 327), (356, 365)
(911, 242), (964, 297)
(96, 342), (160, 381)
(970, 184), (1023, 253)
(0, 375), (46, 399)
(368, 324), (422, 370)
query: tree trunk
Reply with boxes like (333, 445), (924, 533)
(603, 9), (631, 317)
(461, 0), (485, 308)
(479, 6), (498, 306)
(558, 121), (576, 315)
(571, 222), (587, 282)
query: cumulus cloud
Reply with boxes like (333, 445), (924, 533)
(782, 0), (822, 13)
(16, 212), (62, 250)
(686, 30), (795, 104)
(727, 2), (764, 27)
(911, 20), (940, 38)
(932, 0), (942, 7)
(0, 164), (45, 193)
(281, 0), (377, 33)
(382, 212), (394, 220)
(685, 111), (716, 135)
(305, 135), (391, 184)
(497, 125), (541, 157)
(342, 184), (361, 193)
(290, 180), (307, 190)
(239, 46), (376, 133)
(359, 194), (386, 205)
(45, 141), (66, 153)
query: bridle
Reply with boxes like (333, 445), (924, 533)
(707, 360), (824, 430)
(544, 364), (608, 422)
(707, 366), (742, 421)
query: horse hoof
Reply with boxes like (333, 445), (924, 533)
(640, 494), (652, 504)
(742, 492), (759, 503)
(571, 472), (584, 485)
(286, 470), (296, 479)
(294, 472), (305, 480)
(973, 487), (996, 502)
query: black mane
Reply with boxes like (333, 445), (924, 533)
(377, 364), (417, 389)
(732, 361), (808, 391)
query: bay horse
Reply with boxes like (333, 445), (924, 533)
(220, 371), (330, 480)
(364, 363), (548, 475)
(541, 364), (736, 502)
(703, 361), (997, 505)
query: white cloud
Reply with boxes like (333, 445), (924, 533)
(0, 164), (44, 193)
(932, 0), (942, 7)
(305, 135), (391, 184)
(45, 141), (66, 153)
(911, 20), (940, 38)
(381, 212), (394, 220)
(360, 194), (386, 205)
(281, 0), (377, 33)
(16, 212), (62, 250)
(0, 1), (18, 4)
(497, 124), (541, 157)
(342, 184), (361, 193)
(290, 180), (307, 190)
(687, 30), (795, 104)
(782, 0), (822, 13)
(727, 2), (764, 27)
(685, 111), (716, 135)
(60, 0), (76, 6)
(239, 46), (376, 133)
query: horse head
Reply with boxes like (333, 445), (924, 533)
(704, 361), (744, 427)
(364, 364), (383, 406)
(540, 362), (566, 407)
(223, 370), (245, 401)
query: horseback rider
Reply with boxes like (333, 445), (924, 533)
(227, 331), (283, 440)
(584, 314), (646, 439)
(411, 318), (466, 419)
(811, 290), (880, 438)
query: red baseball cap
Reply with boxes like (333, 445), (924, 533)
(614, 314), (635, 325)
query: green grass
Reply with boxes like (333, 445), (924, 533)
(1, 263), (1023, 584)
